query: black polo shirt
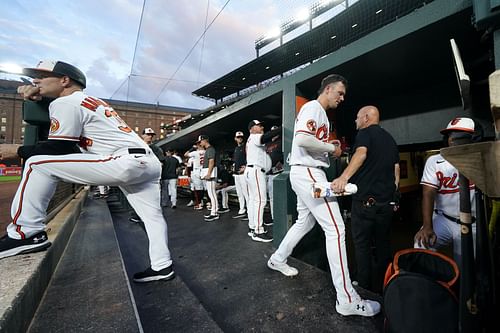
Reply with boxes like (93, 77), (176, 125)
(350, 124), (399, 203)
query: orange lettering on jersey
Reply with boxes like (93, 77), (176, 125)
(81, 96), (109, 111)
(104, 109), (119, 118)
(78, 136), (93, 150)
(316, 124), (328, 141)
(50, 117), (60, 132)
(436, 171), (459, 189)
(118, 125), (132, 133)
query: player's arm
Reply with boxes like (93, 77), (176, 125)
(331, 146), (367, 192)
(260, 126), (282, 144)
(17, 140), (80, 159)
(295, 133), (337, 154)
(414, 185), (437, 248)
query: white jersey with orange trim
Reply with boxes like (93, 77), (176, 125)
(421, 154), (476, 217)
(187, 149), (205, 170)
(246, 133), (271, 171)
(6, 90), (172, 271)
(289, 100), (330, 168)
(48, 91), (148, 155)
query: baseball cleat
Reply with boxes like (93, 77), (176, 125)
(251, 231), (273, 243)
(232, 212), (246, 219)
(0, 231), (51, 259)
(218, 207), (230, 213)
(133, 265), (175, 283)
(267, 258), (298, 276)
(264, 220), (274, 226)
(335, 299), (381, 317)
(204, 214), (219, 222)
(247, 228), (255, 237)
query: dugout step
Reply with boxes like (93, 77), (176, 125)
(27, 194), (141, 332)
(0, 190), (87, 333)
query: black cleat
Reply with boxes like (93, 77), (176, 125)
(133, 265), (175, 283)
(0, 231), (51, 259)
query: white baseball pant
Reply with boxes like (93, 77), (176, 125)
(271, 165), (359, 305)
(190, 168), (204, 190)
(245, 166), (267, 233)
(8, 149), (172, 271)
(216, 185), (236, 209)
(233, 174), (248, 215)
(161, 178), (178, 206)
(204, 179), (218, 215)
(414, 212), (476, 267)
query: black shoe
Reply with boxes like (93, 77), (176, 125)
(264, 220), (274, 226)
(129, 217), (142, 223)
(251, 231), (273, 243)
(218, 208), (230, 213)
(204, 214), (220, 222)
(0, 231), (51, 259)
(247, 228), (254, 237)
(232, 212), (246, 219)
(241, 216), (249, 221)
(133, 265), (175, 283)
(171, 205), (176, 209)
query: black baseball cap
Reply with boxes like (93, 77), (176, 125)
(23, 60), (87, 88)
(196, 135), (209, 143)
(248, 120), (264, 130)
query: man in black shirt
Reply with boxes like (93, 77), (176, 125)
(161, 149), (180, 208)
(332, 105), (400, 293)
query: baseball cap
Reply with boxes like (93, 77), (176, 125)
(440, 117), (474, 134)
(196, 134), (209, 143)
(248, 120), (264, 130)
(143, 128), (156, 135)
(271, 125), (279, 131)
(23, 60), (87, 88)
(235, 131), (244, 137)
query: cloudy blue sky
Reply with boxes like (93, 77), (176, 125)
(0, 0), (326, 109)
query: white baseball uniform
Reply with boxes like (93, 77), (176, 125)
(414, 153), (476, 263)
(187, 149), (205, 191)
(270, 99), (359, 305)
(7, 92), (172, 271)
(245, 133), (270, 233)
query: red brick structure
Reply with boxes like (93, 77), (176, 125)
(0, 79), (198, 144)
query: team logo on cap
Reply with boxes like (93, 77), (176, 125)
(306, 119), (317, 132)
(50, 117), (60, 132)
(450, 118), (461, 126)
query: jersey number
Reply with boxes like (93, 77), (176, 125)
(81, 97), (132, 133)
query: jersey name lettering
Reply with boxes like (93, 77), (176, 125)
(436, 171), (459, 189)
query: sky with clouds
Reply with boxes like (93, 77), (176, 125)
(0, 0), (323, 110)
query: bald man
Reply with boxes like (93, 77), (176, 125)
(332, 105), (400, 293)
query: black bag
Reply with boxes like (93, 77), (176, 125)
(383, 249), (459, 333)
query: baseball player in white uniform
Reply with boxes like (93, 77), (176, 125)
(245, 120), (279, 242)
(185, 144), (205, 210)
(414, 117), (476, 266)
(267, 74), (380, 317)
(0, 60), (174, 283)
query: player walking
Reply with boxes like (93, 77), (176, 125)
(267, 74), (381, 316)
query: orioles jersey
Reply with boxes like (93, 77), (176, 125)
(48, 91), (147, 155)
(187, 150), (205, 170)
(289, 100), (330, 168)
(246, 133), (271, 171)
(421, 154), (475, 218)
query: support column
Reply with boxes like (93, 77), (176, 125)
(272, 81), (297, 246)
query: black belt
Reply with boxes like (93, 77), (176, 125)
(293, 164), (326, 171)
(247, 165), (266, 173)
(128, 148), (147, 154)
(434, 210), (474, 224)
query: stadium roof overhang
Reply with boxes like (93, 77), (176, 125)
(160, 0), (493, 150)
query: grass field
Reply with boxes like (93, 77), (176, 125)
(0, 176), (21, 182)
